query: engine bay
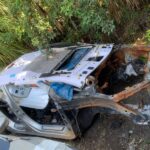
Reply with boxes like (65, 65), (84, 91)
(93, 48), (145, 95)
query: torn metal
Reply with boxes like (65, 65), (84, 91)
(0, 43), (150, 139)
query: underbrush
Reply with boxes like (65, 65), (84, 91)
(0, 0), (149, 67)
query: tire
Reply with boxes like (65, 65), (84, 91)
(77, 108), (98, 132)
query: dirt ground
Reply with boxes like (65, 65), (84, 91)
(69, 90), (150, 150)
(70, 115), (150, 150)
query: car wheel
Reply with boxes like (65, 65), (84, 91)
(77, 108), (98, 132)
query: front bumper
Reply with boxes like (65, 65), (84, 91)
(1, 80), (150, 138)
(0, 86), (76, 140)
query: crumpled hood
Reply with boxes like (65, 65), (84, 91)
(0, 48), (72, 86)
(0, 44), (114, 88)
(2, 51), (41, 75)
(0, 51), (41, 86)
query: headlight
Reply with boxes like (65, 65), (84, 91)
(8, 85), (31, 98)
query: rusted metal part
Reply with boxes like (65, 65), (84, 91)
(61, 81), (150, 119)
(119, 44), (150, 61)
(115, 103), (141, 116)
(61, 96), (139, 117)
(113, 81), (150, 103)
(120, 44), (150, 52)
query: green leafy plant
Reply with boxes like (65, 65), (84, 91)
(0, 0), (29, 67)
(145, 30), (150, 43)
(0, 0), (149, 67)
(10, 0), (116, 44)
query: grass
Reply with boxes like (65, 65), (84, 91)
(0, 43), (29, 67)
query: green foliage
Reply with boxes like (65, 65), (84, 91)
(109, 3), (150, 43)
(0, 0), (149, 67)
(0, 0), (29, 67)
(9, 0), (116, 45)
(145, 30), (150, 43)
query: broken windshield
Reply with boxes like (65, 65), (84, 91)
(58, 47), (91, 71)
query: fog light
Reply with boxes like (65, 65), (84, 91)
(8, 85), (31, 98)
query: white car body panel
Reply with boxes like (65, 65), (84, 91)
(2, 51), (41, 75)
(0, 44), (113, 88)
(19, 87), (49, 109)
(0, 44), (113, 109)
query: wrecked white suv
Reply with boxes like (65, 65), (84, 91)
(0, 43), (150, 139)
